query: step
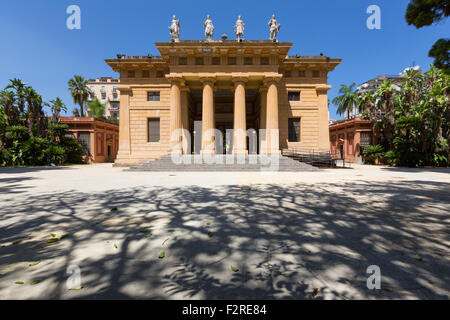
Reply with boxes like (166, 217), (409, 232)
(125, 155), (319, 172)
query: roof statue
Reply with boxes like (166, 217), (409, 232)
(169, 15), (180, 42)
(268, 14), (281, 42)
(204, 15), (214, 41)
(234, 15), (245, 42)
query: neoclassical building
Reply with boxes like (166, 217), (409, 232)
(106, 40), (341, 165)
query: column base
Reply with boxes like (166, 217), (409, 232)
(200, 149), (216, 155)
(170, 147), (183, 156)
(232, 149), (249, 155)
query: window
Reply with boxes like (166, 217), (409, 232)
(228, 57), (236, 65)
(148, 118), (160, 142)
(244, 57), (253, 65)
(288, 91), (301, 101)
(128, 70), (135, 78)
(313, 70), (320, 78)
(142, 70), (150, 78)
(284, 70), (292, 78)
(261, 57), (269, 65)
(147, 92), (160, 101)
(212, 57), (220, 65)
(101, 93), (106, 100)
(156, 71), (165, 78)
(179, 57), (187, 65)
(360, 132), (372, 147)
(288, 118), (301, 142)
(298, 70), (306, 77)
(195, 57), (204, 65)
(78, 132), (91, 156)
(112, 86), (117, 93)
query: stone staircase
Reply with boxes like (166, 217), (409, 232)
(126, 155), (319, 172)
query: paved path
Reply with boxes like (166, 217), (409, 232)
(0, 164), (449, 299)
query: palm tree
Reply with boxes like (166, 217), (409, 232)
(68, 75), (91, 117)
(6, 78), (27, 114)
(86, 98), (106, 119)
(24, 87), (40, 137)
(0, 90), (18, 125)
(72, 108), (81, 117)
(332, 83), (359, 117)
(46, 98), (67, 125)
(374, 80), (396, 150)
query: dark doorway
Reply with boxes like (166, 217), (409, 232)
(216, 125), (233, 154)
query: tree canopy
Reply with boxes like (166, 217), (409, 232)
(405, 0), (450, 74)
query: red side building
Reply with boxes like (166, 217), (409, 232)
(329, 117), (374, 163)
(60, 117), (119, 163)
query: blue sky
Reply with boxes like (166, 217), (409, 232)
(0, 0), (448, 119)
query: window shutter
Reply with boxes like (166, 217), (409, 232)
(288, 118), (301, 142)
(148, 119), (160, 142)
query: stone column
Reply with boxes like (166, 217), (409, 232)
(264, 75), (282, 154)
(115, 86), (131, 164)
(181, 87), (190, 155)
(90, 129), (96, 162)
(200, 77), (216, 155)
(232, 77), (248, 155)
(258, 86), (267, 154)
(317, 85), (332, 151)
(167, 75), (184, 155)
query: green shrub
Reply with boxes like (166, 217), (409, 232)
(5, 125), (29, 143)
(45, 144), (65, 165)
(22, 137), (49, 166)
(362, 145), (384, 165)
(48, 124), (70, 142)
(61, 138), (84, 164)
(384, 150), (398, 167)
(9, 141), (24, 166)
(0, 149), (11, 166)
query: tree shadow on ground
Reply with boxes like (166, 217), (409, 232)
(381, 167), (450, 174)
(0, 177), (35, 194)
(0, 179), (449, 300)
(0, 167), (76, 174)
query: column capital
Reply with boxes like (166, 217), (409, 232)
(316, 84), (332, 93)
(117, 85), (132, 93)
(231, 73), (249, 85)
(199, 76), (216, 85)
(263, 73), (283, 85)
(166, 73), (185, 86)
(259, 85), (268, 93)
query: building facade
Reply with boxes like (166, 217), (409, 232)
(61, 117), (119, 163)
(105, 41), (341, 166)
(87, 77), (121, 119)
(329, 117), (374, 163)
